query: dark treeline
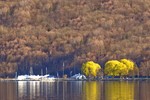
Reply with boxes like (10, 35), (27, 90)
(0, 0), (150, 77)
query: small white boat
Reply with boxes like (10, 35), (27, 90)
(71, 73), (87, 80)
(17, 74), (51, 81)
(17, 75), (28, 80)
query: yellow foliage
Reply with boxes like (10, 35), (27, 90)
(81, 61), (101, 77)
(120, 59), (134, 71)
(104, 60), (128, 76)
(116, 62), (128, 76)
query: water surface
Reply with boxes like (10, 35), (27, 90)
(0, 80), (150, 100)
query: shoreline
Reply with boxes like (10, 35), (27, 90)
(0, 77), (150, 82)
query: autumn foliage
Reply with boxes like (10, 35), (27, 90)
(104, 59), (138, 77)
(81, 61), (101, 77)
(0, 0), (149, 77)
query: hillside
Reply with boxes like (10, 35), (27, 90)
(0, 0), (150, 77)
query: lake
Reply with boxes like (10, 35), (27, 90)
(0, 80), (150, 100)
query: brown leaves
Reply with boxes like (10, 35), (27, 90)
(0, 0), (150, 76)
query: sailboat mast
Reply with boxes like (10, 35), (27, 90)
(46, 67), (48, 75)
(30, 67), (33, 75)
(63, 62), (64, 76)
(41, 69), (43, 76)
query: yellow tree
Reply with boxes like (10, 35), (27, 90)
(104, 60), (128, 77)
(120, 59), (134, 71)
(120, 59), (135, 76)
(104, 60), (120, 76)
(81, 61), (101, 77)
(115, 62), (128, 77)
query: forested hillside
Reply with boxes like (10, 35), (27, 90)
(0, 0), (150, 77)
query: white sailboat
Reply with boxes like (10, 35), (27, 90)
(17, 67), (55, 81)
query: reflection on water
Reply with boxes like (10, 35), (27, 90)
(104, 81), (134, 100)
(17, 81), (84, 100)
(0, 80), (150, 100)
(0, 81), (17, 100)
(82, 81), (101, 100)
